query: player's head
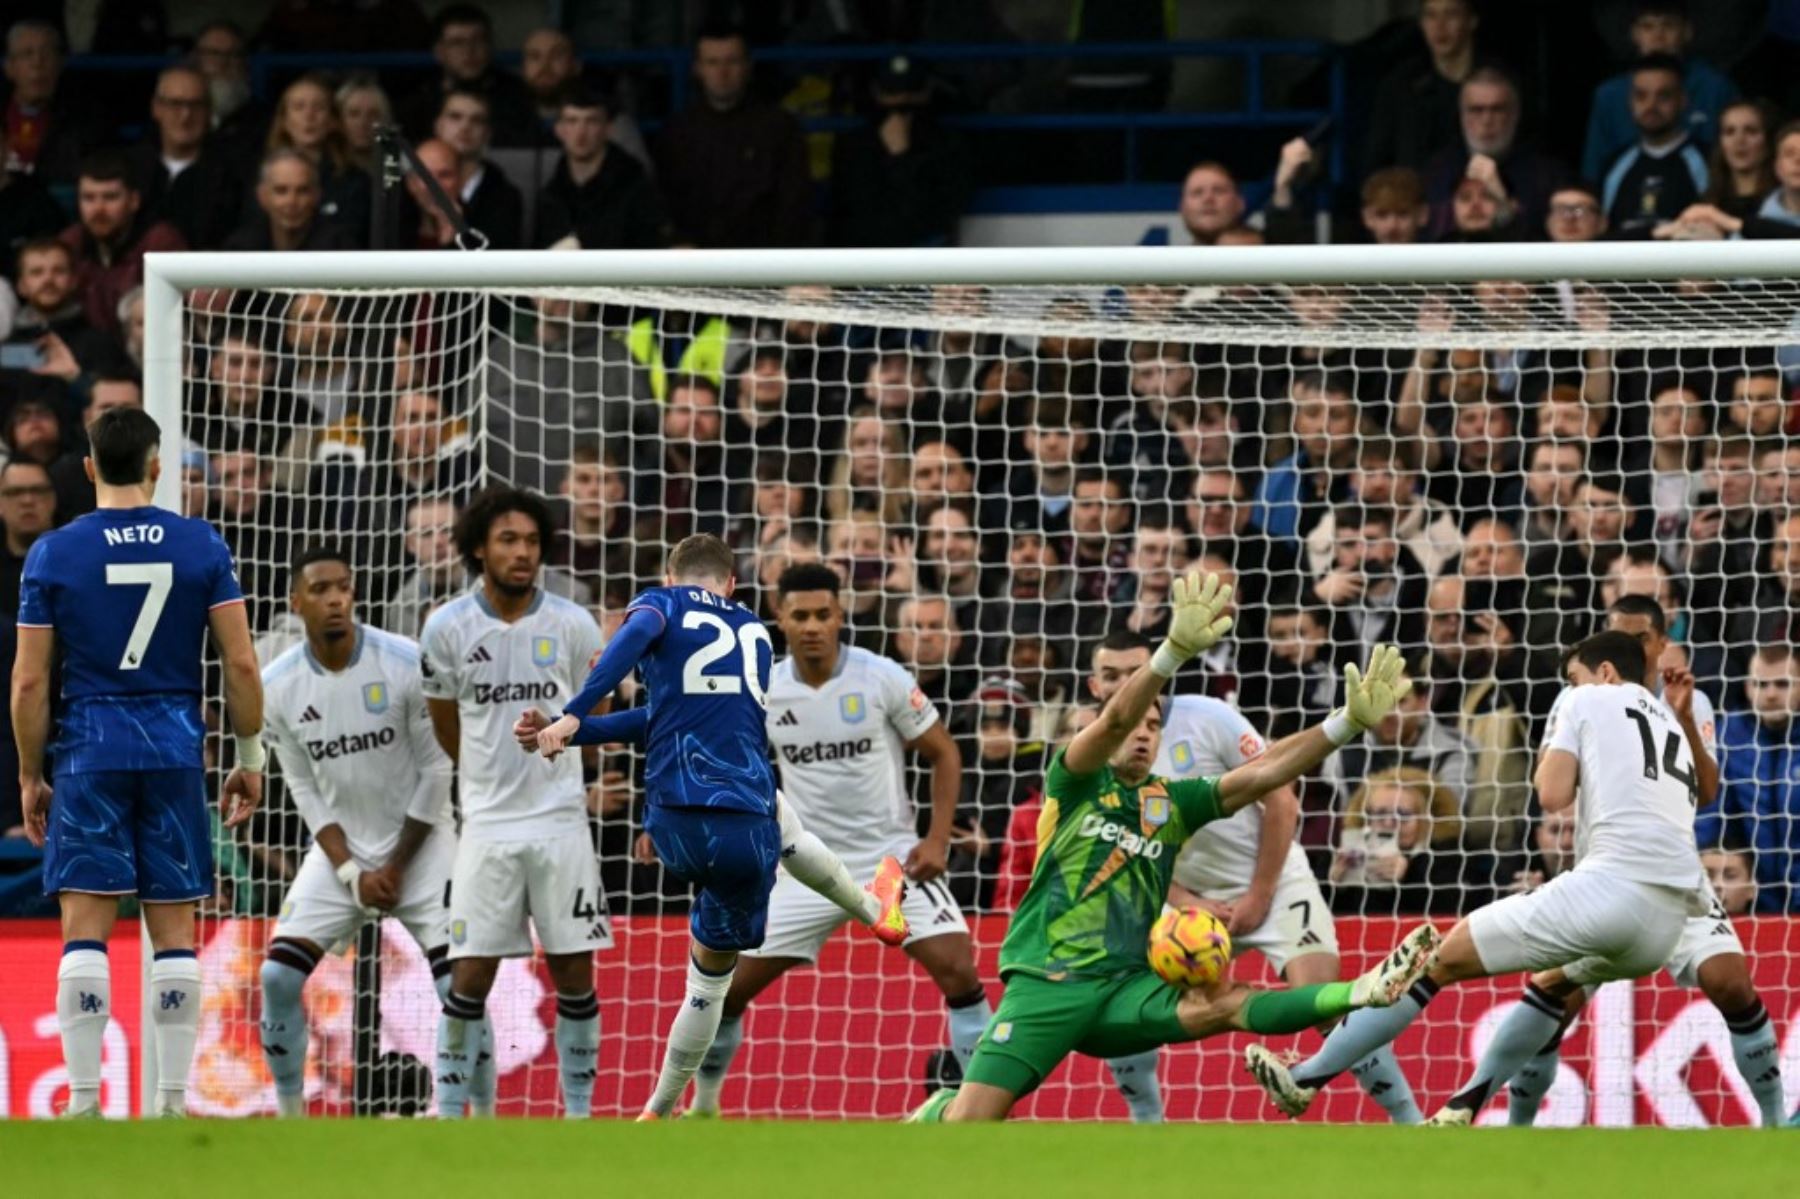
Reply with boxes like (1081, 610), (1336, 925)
(1564, 630), (1647, 688)
(665, 533), (736, 597)
(85, 407), (161, 490)
(775, 561), (843, 664)
(1603, 593), (1667, 686)
(1110, 695), (1164, 783)
(1088, 629), (1153, 704)
(288, 544), (355, 642)
(455, 485), (553, 597)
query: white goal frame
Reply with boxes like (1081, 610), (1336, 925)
(137, 238), (1800, 1116)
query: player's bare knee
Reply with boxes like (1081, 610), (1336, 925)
(1697, 955), (1758, 1013)
(911, 936), (982, 996)
(1282, 952), (1339, 986)
(450, 956), (500, 999)
(544, 952), (595, 995)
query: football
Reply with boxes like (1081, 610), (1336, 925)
(1147, 906), (1233, 989)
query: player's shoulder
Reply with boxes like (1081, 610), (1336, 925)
(1164, 693), (1249, 731)
(841, 644), (911, 686)
(533, 587), (596, 629)
(261, 642), (310, 690)
(361, 625), (423, 666)
(420, 591), (481, 643)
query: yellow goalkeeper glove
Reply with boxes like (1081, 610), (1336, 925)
(1151, 571), (1235, 677)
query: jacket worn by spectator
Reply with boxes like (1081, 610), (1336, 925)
(1423, 143), (1567, 241)
(655, 98), (813, 248)
(1601, 135), (1708, 238)
(534, 150), (669, 250)
(0, 170), (67, 279)
(1581, 57), (1737, 183)
(829, 112), (968, 247)
(221, 216), (359, 253)
(57, 214), (187, 338)
(1702, 709), (1800, 912)
(460, 162), (524, 249)
(127, 139), (244, 251)
(1363, 55), (1467, 175)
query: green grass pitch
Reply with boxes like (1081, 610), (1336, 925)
(2, 1121), (1791, 1199)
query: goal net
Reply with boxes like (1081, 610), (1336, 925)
(147, 243), (1800, 1124)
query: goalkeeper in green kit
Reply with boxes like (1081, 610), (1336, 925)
(909, 572), (1441, 1122)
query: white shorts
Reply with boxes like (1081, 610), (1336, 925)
(1663, 879), (1746, 989)
(745, 841), (969, 963)
(446, 831), (613, 960)
(274, 825), (456, 954)
(1468, 869), (1689, 986)
(1183, 862), (1337, 976)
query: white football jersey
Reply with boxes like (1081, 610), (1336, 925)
(1543, 682), (1706, 895)
(1541, 681), (1716, 758)
(765, 646), (939, 858)
(263, 626), (453, 865)
(1157, 694), (1309, 893)
(420, 586), (603, 839)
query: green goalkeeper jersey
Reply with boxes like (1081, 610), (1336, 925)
(1000, 749), (1226, 982)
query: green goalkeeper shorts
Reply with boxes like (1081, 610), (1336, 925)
(961, 971), (1188, 1098)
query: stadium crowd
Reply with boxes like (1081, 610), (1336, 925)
(1, 1), (1799, 929)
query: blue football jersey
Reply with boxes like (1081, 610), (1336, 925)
(626, 585), (776, 815)
(18, 506), (243, 773)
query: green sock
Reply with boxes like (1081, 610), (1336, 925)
(1241, 983), (1357, 1035)
(906, 1089), (957, 1123)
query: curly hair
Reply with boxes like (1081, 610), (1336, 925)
(453, 486), (555, 576)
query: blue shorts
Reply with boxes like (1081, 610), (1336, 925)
(644, 806), (781, 953)
(43, 769), (213, 902)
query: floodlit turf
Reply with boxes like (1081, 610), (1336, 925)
(0, 1119), (1789, 1199)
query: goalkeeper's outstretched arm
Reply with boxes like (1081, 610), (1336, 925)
(1217, 644), (1412, 815)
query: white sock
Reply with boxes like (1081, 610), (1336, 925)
(1106, 1051), (1164, 1123)
(778, 798), (880, 924)
(1349, 1045), (1423, 1124)
(691, 1013), (745, 1115)
(645, 955), (734, 1117)
(150, 951), (203, 1116)
(555, 992), (600, 1119)
(56, 942), (110, 1115)
(259, 943), (318, 1117)
(1293, 978), (1438, 1090)
(1724, 1000), (1786, 1127)
(946, 989), (992, 1068)
(1444, 983), (1565, 1117)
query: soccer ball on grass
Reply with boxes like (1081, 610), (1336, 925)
(1147, 906), (1231, 988)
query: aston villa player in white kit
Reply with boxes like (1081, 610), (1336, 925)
(419, 489), (607, 1119)
(1248, 631), (1714, 1121)
(257, 547), (468, 1116)
(1086, 631), (1421, 1124)
(687, 562), (982, 1115)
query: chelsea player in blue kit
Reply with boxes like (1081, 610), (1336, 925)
(14, 410), (267, 1117)
(529, 534), (908, 1118)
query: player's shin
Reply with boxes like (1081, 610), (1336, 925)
(778, 823), (880, 925)
(1505, 1032), (1563, 1126)
(1348, 1045), (1422, 1124)
(644, 953), (735, 1118)
(1104, 1051), (1164, 1124)
(55, 941), (111, 1116)
(1722, 999), (1786, 1127)
(1288, 978), (1439, 1090)
(555, 990), (600, 1118)
(690, 1012), (745, 1115)
(260, 940), (322, 1117)
(429, 951), (494, 1116)
(434, 990), (486, 1118)
(1440, 982), (1565, 1119)
(149, 949), (202, 1116)
(945, 986), (991, 1068)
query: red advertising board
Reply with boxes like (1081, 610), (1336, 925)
(3, 916), (1796, 1122)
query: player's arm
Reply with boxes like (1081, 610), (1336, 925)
(12, 625), (55, 847)
(426, 699), (460, 763)
(1063, 572), (1234, 775)
(540, 607), (662, 754)
(1534, 750), (1579, 812)
(904, 722), (962, 882)
(1661, 667), (1719, 806)
(517, 705), (649, 752)
(1235, 784), (1298, 932)
(1217, 645), (1412, 815)
(210, 599), (266, 827)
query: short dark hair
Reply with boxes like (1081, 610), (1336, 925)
(1631, 52), (1686, 82)
(0, 458), (52, 486)
(453, 486), (554, 575)
(438, 83), (491, 119)
(1096, 629), (1154, 656)
(289, 544), (353, 589)
(694, 20), (748, 48)
(1607, 592), (1667, 636)
(78, 147), (136, 188)
(434, 4), (492, 38)
(1569, 630), (1647, 683)
(668, 533), (734, 583)
(16, 236), (71, 267)
(558, 83), (613, 118)
(1337, 502), (1397, 534)
(88, 407), (161, 485)
(667, 373), (720, 402)
(777, 562), (842, 598)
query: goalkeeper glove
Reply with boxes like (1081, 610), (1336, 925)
(1150, 571), (1235, 678)
(1324, 644), (1413, 745)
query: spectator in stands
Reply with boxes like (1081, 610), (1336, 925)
(265, 74), (372, 245)
(1721, 364), (1787, 438)
(1687, 435), (1765, 685)
(1518, 439), (1586, 550)
(486, 289), (649, 493)
(1432, 396), (1524, 521)
(979, 525), (1074, 668)
(656, 24), (812, 248)
(824, 408), (909, 529)
(1177, 161), (1245, 246)
(1582, 1), (1736, 184)
(1113, 516), (1190, 645)
(519, 29), (651, 164)
(0, 455), (54, 838)
(949, 677), (1045, 911)
(2, 394), (64, 469)
(2, 20), (97, 183)
(1306, 435), (1461, 580)
(1105, 342), (1206, 503)
(991, 393), (1087, 536)
(188, 21), (270, 176)
(1695, 100), (1779, 222)
(1311, 503), (1430, 660)
(386, 496), (463, 637)
(1534, 381), (1614, 470)
(226, 150), (358, 254)
(129, 65), (242, 252)
(1063, 469), (1131, 641)
(278, 291), (368, 426)
(1423, 67), (1565, 241)
(1242, 598), (1342, 745)
(335, 75), (393, 174)
(917, 504), (985, 644)
(1505, 805), (1576, 894)
(399, 4), (536, 147)
(405, 138), (470, 249)
(1250, 370), (1357, 544)
(1359, 167), (1432, 245)
(1187, 466), (1300, 632)
(893, 593), (976, 713)
(1525, 474), (1632, 649)
(188, 325), (287, 454)
(1599, 55), (1709, 239)
(209, 448), (293, 628)
(48, 373), (138, 519)
(831, 54), (969, 247)
(536, 86), (668, 250)
(1701, 840), (1759, 917)
(1704, 644), (1800, 911)
(1623, 379), (1705, 568)
(856, 346), (941, 429)
(0, 119), (64, 280)
(1668, 122), (1800, 239)
(1328, 766), (1467, 916)
(432, 86), (523, 249)
(643, 374), (729, 542)
(5, 237), (129, 380)
(1459, 517), (1527, 583)
(1363, 0), (1482, 175)
(1544, 181), (1608, 243)
(910, 440), (977, 522)
(1754, 442), (1800, 515)
(116, 286), (144, 372)
(1328, 683), (1477, 815)
(57, 149), (187, 339)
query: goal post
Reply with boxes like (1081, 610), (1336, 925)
(140, 241), (1800, 1123)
